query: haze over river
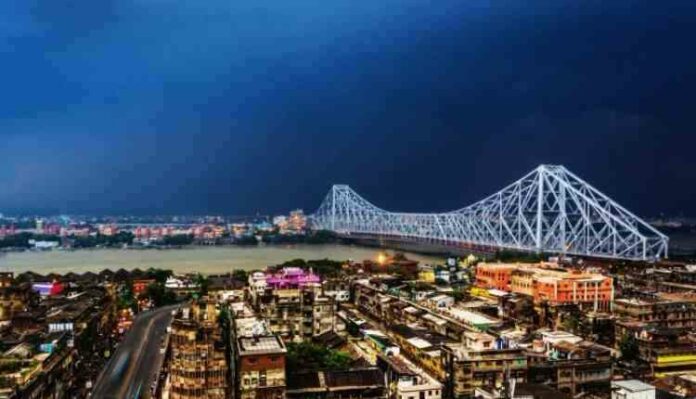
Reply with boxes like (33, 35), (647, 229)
(0, 244), (444, 274)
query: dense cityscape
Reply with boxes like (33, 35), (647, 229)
(0, 203), (695, 399)
(3, 0), (695, 398)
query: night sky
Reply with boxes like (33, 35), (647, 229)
(1, 1), (695, 216)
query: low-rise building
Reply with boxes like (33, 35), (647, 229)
(286, 367), (386, 399)
(442, 344), (527, 399)
(526, 340), (612, 397)
(378, 353), (442, 399)
(611, 380), (655, 399)
(476, 263), (613, 311)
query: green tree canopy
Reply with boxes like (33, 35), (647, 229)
(619, 334), (640, 361)
(286, 342), (351, 372)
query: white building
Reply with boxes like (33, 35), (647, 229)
(31, 240), (59, 249)
(427, 294), (454, 309)
(396, 375), (442, 399)
(611, 380), (655, 399)
(272, 216), (287, 227)
(248, 271), (267, 298)
(324, 289), (350, 302)
(540, 330), (583, 350)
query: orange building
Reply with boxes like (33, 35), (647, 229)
(477, 262), (613, 311)
(528, 270), (613, 311)
(475, 263), (534, 291)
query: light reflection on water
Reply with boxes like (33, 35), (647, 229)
(0, 244), (444, 274)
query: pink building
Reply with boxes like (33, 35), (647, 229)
(265, 267), (321, 289)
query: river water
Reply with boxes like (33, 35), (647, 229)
(0, 244), (444, 275)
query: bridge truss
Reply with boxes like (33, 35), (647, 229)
(310, 165), (668, 261)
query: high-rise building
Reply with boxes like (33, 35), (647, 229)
(168, 300), (229, 399)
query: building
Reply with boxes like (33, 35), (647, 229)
(286, 367), (386, 399)
(168, 300), (229, 398)
(611, 380), (655, 399)
(441, 306), (502, 332)
(419, 266), (436, 283)
(252, 268), (333, 340)
(322, 278), (350, 303)
(0, 272), (13, 288)
(614, 293), (696, 375)
(0, 284), (38, 326)
(526, 340), (613, 397)
(476, 263), (613, 311)
(442, 344), (528, 399)
(287, 210), (307, 232)
(614, 293), (696, 331)
(475, 383), (572, 399)
(132, 278), (155, 296)
(378, 352), (442, 399)
(0, 286), (116, 398)
(475, 263), (521, 291)
(653, 373), (696, 398)
(264, 267), (321, 290)
(256, 289), (335, 340)
(427, 294), (455, 310)
(236, 335), (287, 399)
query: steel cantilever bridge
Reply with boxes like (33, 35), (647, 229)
(310, 165), (668, 261)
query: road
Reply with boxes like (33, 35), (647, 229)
(91, 305), (178, 399)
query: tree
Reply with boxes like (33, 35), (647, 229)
(619, 334), (640, 361)
(235, 235), (258, 246)
(146, 268), (173, 284)
(143, 283), (177, 307)
(305, 230), (337, 244)
(232, 269), (248, 283)
(118, 280), (137, 312)
(562, 313), (582, 334)
(195, 274), (209, 296)
(281, 259), (307, 268)
(162, 234), (194, 246)
(286, 342), (351, 372)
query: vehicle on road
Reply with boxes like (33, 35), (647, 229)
(110, 352), (131, 381)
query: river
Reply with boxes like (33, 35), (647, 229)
(0, 244), (444, 275)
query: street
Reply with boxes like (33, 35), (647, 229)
(91, 305), (178, 399)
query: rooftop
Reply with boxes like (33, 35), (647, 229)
(612, 380), (655, 392)
(444, 307), (500, 327)
(238, 335), (286, 355)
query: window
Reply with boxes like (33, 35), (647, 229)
(259, 371), (267, 387)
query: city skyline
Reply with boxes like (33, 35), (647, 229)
(2, 1), (696, 216)
(2, 2), (696, 398)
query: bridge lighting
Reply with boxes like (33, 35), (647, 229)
(309, 165), (669, 261)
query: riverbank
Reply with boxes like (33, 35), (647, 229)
(0, 244), (445, 275)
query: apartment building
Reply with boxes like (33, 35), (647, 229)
(169, 300), (229, 399)
(236, 335), (287, 399)
(256, 288), (335, 340)
(614, 293), (696, 375)
(442, 344), (527, 399)
(378, 352), (442, 399)
(526, 340), (612, 397)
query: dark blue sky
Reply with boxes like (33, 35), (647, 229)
(1, 1), (695, 216)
